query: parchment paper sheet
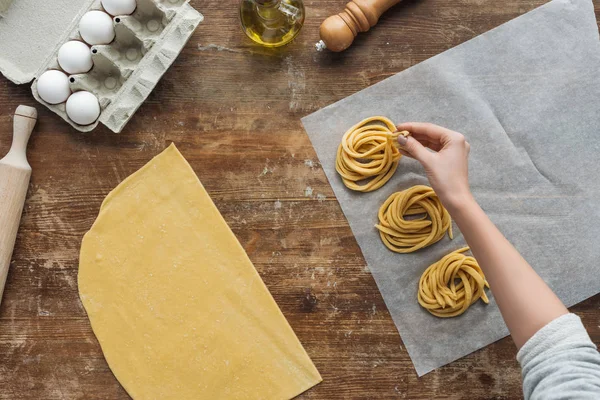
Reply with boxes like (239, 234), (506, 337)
(301, 0), (600, 376)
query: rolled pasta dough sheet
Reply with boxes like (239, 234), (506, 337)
(78, 144), (322, 399)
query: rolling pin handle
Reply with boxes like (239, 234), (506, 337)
(3, 106), (38, 169)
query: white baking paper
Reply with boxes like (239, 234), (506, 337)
(301, 0), (600, 376)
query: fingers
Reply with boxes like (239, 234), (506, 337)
(397, 136), (433, 165)
(416, 138), (444, 152)
(396, 122), (462, 145)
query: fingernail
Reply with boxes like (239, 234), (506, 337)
(397, 135), (408, 146)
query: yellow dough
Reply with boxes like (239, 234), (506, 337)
(375, 185), (453, 253)
(418, 247), (490, 318)
(335, 116), (409, 192)
(78, 144), (322, 400)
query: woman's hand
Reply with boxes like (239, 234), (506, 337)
(396, 122), (473, 212)
(397, 124), (569, 350)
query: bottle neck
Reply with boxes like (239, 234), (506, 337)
(254, 0), (282, 22)
(254, 0), (280, 7)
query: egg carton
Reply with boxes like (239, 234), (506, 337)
(0, 0), (203, 133)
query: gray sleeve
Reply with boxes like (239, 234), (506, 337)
(517, 313), (600, 400)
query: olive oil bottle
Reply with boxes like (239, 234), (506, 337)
(239, 0), (305, 47)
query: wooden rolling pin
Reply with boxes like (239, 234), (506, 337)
(0, 106), (37, 306)
(316, 0), (402, 52)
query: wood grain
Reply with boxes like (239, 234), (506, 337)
(1, 1), (599, 399)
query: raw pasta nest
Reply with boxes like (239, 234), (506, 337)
(335, 116), (409, 192)
(376, 185), (452, 253)
(418, 247), (490, 318)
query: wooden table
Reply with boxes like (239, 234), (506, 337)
(1, 1), (598, 398)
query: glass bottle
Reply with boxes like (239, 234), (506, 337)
(239, 0), (305, 47)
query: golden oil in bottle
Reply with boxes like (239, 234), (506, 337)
(239, 0), (305, 47)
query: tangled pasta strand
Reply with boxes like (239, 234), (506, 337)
(418, 247), (490, 318)
(335, 116), (409, 192)
(375, 185), (453, 253)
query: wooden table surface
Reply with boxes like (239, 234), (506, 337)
(1, 1), (599, 399)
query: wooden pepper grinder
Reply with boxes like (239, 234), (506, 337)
(316, 0), (402, 52)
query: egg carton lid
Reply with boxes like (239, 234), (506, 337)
(0, 0), (94, 84)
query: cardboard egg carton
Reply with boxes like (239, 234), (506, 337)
(0, 0), (203, 132)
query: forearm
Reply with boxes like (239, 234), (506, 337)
(395, 122), (569, 347)
(448, 196), (568, 348)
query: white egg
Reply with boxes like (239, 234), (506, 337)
(102, 0), (136, 16)
(66, 91), (101, 125)
(79, 11), (115, 45)
(58, 41), (93, 74)
(37, 70), (71, 104)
